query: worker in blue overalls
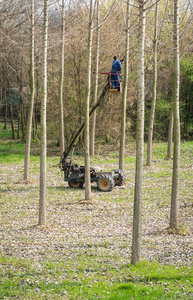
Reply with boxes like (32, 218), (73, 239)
(111, 56), (122, 91)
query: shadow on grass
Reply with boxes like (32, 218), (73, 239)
(48, 185), (99, 192)
(0, 185), (39, 193)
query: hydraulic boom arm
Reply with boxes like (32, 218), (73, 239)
(60, 81), (109, 166)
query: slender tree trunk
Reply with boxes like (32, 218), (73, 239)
(33, 65), (39, 140)
(119, 0), (130, 171)
(21, 99), (25, 141)
(90, 0), (99, 157)
(8, 84), (15, 140)
(24, 0), (35, 181)
(33, 96), (38, 140)
(10, 100), (15, 139)
(146, 3), (158, 167)
(131, 1), (146, 265)
(167, 104), (173, 159)
(0, 86), (2, 126)
(17, 59), (25, 140)
(58, 0), (65, 156)
(17, 100), (21, 138)
(169, 0), (180, 229)
(4, 86), (7, 130)
(39, 0), (48, 225)
(85, 0), (94, 200)
(2, 68), (7, 130)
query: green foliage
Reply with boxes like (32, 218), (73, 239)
(180, 57), (193, 82)
(180, 57), (193, 139)
(0, 124), (40, 163)
(130, 56), (193, 141)
(130, 94), (171, 141)
(0, 138), (25, 164)
(151, 95), (171, 140)
(0, 126), (13, 139)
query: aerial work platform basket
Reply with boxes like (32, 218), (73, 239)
(109, 75), (122, 94)
(99, 72), (122, 94)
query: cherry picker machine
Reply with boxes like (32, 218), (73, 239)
(59, 73), (126, 192)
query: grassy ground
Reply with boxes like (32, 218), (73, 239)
(0, 124), (193, 299)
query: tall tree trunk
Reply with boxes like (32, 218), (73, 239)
(90, 0), (99, 157)
(131, 0), (146, 265)
(85, 0), (94, 200)
(146, 3), (158, 167)
(119, 0), (130, 171)
(59, 0), (65, 156)
(33, 96), (38, 140)
(17, 59), (25, 140)
(167, 104), (173, 159)
(10, 98), (15, 139)
(169, 0), (180, 229)
(33, 64), (39, 140)
(0, 86), (2, 127)
(4, 85), (7, 130)
(8, 83), (15, 140)
(39, 0), (48, 225)
(17, 100), (21, 138)
(2, 68), (7, 130)
(24, 0), (35, 181)
(21, 99), (25, 141)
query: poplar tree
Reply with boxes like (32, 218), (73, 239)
(89, 0), (115, 156)
(167, 105), (173, 159)
(90, 0), (99, 157)
(85, 0), (94, 200)
(24, 0), (35, 181)
(131, 0), (146, 265)
(169, 0), (180, 229)
(119, 0), (130, 171)
(39, 0), (49, 225)
(146, 2), (158, 167)
(58, 0), (65, 156)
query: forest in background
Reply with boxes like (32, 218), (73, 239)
(0, 0), (193, 146)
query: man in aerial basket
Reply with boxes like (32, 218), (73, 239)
(111, 55), (122, 91)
